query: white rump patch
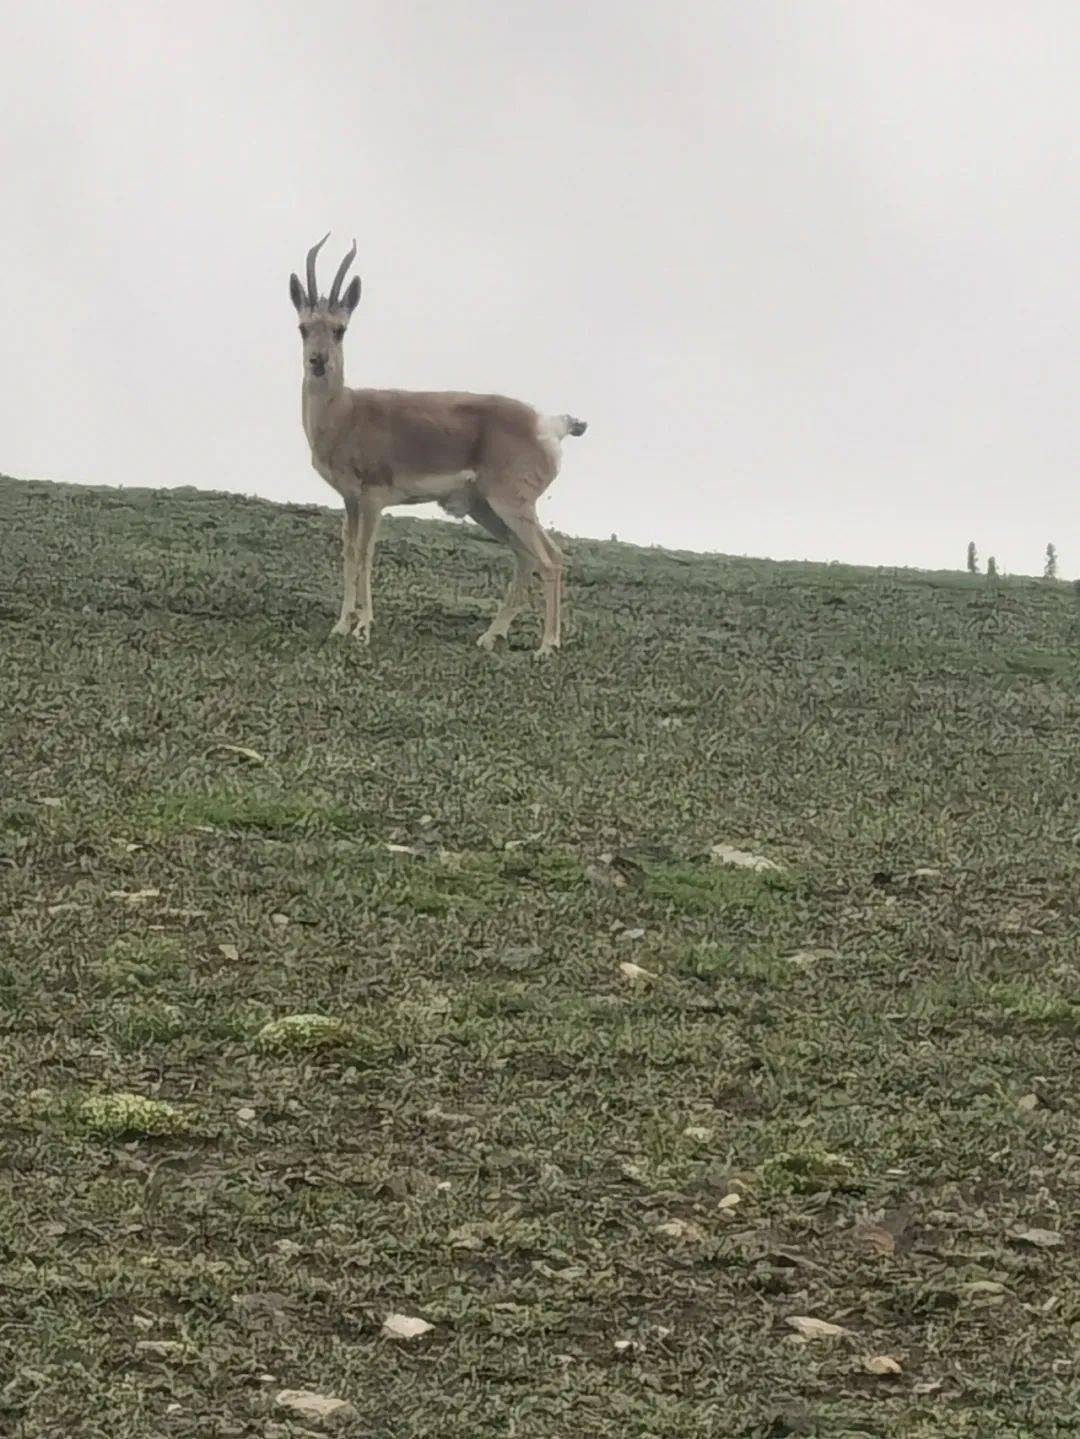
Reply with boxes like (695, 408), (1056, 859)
(536, 415), (566, 468)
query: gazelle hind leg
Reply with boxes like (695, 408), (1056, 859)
(538, 528), (564, 651)
(468, 494), (536, 650)
(483, 497), (563, 657)
(477, 549), (535, 651)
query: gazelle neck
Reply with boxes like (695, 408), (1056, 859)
(302, 371), (344, 449)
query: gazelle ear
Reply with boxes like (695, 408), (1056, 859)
(342, 276), (361, 314)
(289, 273), (307, 312)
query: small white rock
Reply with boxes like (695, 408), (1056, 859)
(785, 1315), (850, 1340)
(382, 1312), (434, 1340)
(785, 949), (836, 968)
(710, 844), (781, 872)
(655, 1218), (704, 1241)
(864, 1354), (903, 1375)
(619, 961), (657, 981)
(275, 1389), (358, 1428)
(135, 1339), (186, 1358)
(237, 1107), (256, 1122)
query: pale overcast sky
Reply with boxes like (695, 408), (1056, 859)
(2, 2), (1076, 573)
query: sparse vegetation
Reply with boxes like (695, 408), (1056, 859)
(73, 1091), (194, 1138)
(254, 1012), (356, 1053)
(3, 474), (1080, 1436)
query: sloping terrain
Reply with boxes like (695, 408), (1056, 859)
(2, 474), (1080, 1437)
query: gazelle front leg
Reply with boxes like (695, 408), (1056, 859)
(329, 496), (360, 636)
(352, 493), (385, 644)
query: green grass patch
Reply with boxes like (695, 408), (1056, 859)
(986, 982), (1080, 1030)
(643, 860), (791, 917)
(95, 933), (184, 992)
(757, 1145), (859, 1196)
(137, 789), (357, 834)
(254, 1013), (356, 1053)
(70, 1091), (195, 1138)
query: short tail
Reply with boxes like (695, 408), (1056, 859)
(552, 413), (588, 439)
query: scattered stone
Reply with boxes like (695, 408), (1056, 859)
(382, 1313), (434, 1339)
(655, 1218), (705, 1241)
(864, 1354), (902, 1375)
(619, 961), (657, 981)
(785, 949), (837, 968)
(961, 1280), (1006, 1302)
(854, 1222), (896, 1257)
(135, 1339), (187, 1359)
(208, 743), (266, 766)
(499, 944), (543, 971)
(785, 1315), (850, 1340)
(275, 1389), (359, 1429)
(710, 844), (781, 872)
(1011, 1226), (1064, 1249)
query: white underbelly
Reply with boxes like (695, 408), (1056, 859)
(385, 470), (477, 505)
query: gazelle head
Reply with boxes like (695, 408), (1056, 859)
(289, 234), (361, 382)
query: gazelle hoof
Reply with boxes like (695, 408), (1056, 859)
(534, 643), (559, 661)
(477, 631), (501, 652)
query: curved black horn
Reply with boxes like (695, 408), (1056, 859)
(328, 238), (358, 309)
(305, 232), (330, 305)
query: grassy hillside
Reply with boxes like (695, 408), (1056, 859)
(3, 474), (1080, 1438)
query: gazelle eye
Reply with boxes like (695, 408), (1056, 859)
(299, 324), (309, 339)
(333, 326), (346, 342)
